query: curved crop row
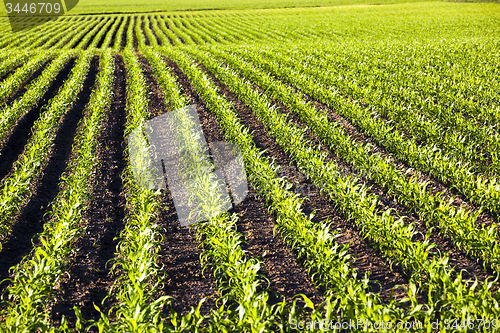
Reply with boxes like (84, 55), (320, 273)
(88, 16), (117, 49)
(0, 52), (33, 78)
(0, 50), (114, 331)
(0, 50), (91, 243)
(100, 16), (123, 49)
(112, 16), (129, 51)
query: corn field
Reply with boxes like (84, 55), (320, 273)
(0, 2), (500, 332)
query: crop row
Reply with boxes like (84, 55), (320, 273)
(0, 50), (114, 331)
(87, 49), (173, 331)
(0, 51), (33, 78)
(0, 51), (90, 244)
(310, 41), (500, 131)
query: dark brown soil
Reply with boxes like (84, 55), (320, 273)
(0, 58), (75, 183)
(95, 18), (115, 49)
(0, 57), (98, 295)
(132, 16), (138, 50)
(141, 16), (150, 46)
(50, 55), (127, 329)
(120, 16), (130, 51)
(148, 18), (162, 46)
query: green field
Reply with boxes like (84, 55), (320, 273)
(0, 0), (451, 15)
(0, 0), (500, 331)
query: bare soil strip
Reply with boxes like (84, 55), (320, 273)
(0, 58), (75, 183)
(307, 97), (500, 276)
(148, 18), (162, 46)
(50, 56), (127, 328)
(120, 16), (130, 51)
(166, 57), (325, 308)
(0, 57), (98, 295)
(141, 16), (150, 46)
